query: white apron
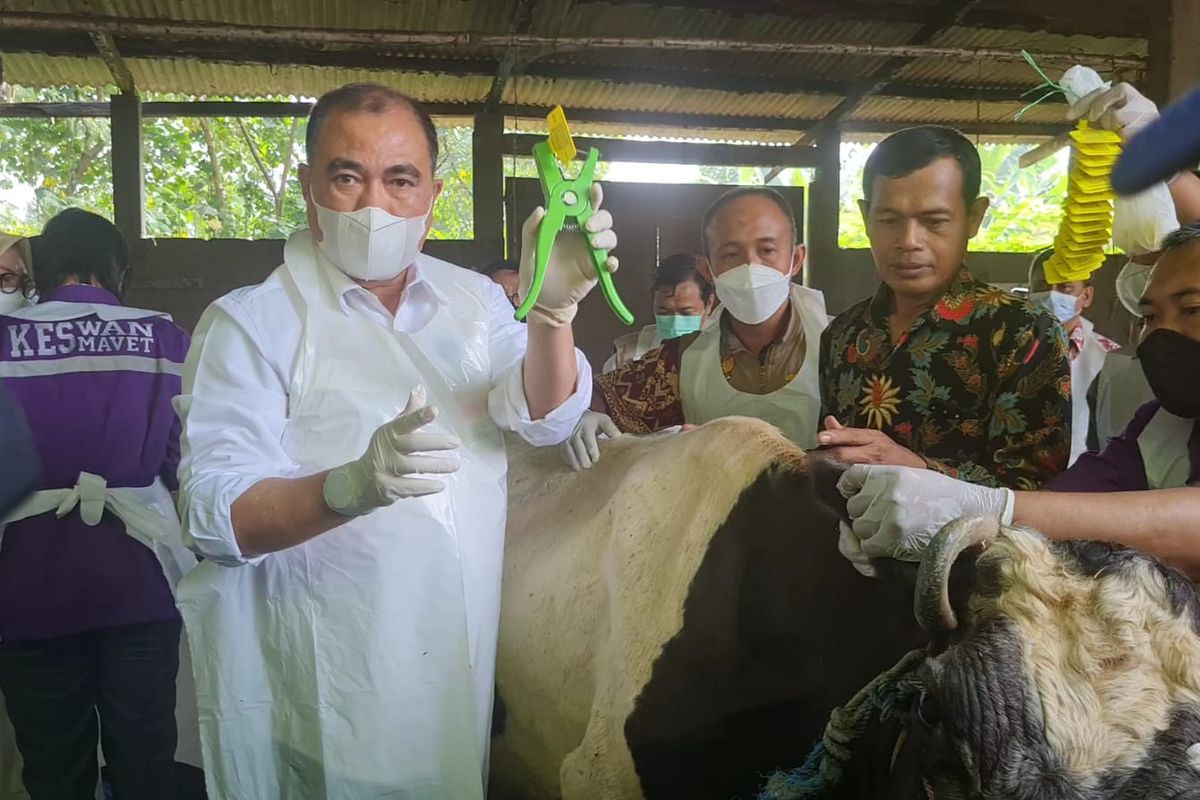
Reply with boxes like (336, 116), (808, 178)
(0, 473), (202, 797)
(1137, 407), (1198, 489)
(1094, 353), (1155, 444)
(177, 233), (508, 799)
(1068, 319), (1110, 465)
(680, 285), (827, 449)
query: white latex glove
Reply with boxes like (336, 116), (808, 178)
(519, 182), (619, 327)
(323, 386), (460, 516)
(838, 521), (877, 578)
(561, 410), (622, 472)
(836, 465), (1015, 563)
(1072, 82), (1160, 142)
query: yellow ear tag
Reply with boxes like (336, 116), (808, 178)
(546, 105), (577, 166)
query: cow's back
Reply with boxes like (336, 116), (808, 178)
(490, 419), (922, 800)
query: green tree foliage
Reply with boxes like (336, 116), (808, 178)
(838, 141), (1069, 252)
(0, 86), (474, 240)
(0, 86), (115, 234)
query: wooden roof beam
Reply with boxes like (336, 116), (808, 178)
(764, 0), (985, 181)
(0, 12), (1146, 70)
(0, 100), (1071, 138)
(571, 0), (1151, 39)
(89, 31), (136, 94)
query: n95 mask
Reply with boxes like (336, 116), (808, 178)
(315, 201), (430, 282)
(713, 264), (792, 325)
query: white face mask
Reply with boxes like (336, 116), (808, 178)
(713, 263), (792, 325)
(1115, 260), (1154, 316)
(314, 201), (431, 282)
(0, 291), (27, 314)
(1029, 290), (1080, 324)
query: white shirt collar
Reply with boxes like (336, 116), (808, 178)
(317, 252), (448, 332)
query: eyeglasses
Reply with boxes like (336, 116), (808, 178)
(0, 272), (33, 298)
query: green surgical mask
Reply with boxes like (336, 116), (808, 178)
(655, 314), (703, 340)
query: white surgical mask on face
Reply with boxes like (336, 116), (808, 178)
(713, 263), (792, 325)
(0, 291), (27, 314)
(314, 201), (431, 281)
(1029, 290), (1079, 324)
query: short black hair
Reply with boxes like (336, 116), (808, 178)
(31, 209), (128, 296)
(862, 125), (981, 210)
(652, 252), (714, 304)
(480, 259), (518, 278)
(701, 187), (799, 255)
(1159, 221), (1200, 253)
(306, 83), (439, 169)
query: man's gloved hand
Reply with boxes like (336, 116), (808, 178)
(519, 182), (619, 327)
(323, 386), (460, 516)
(1072, 82), (1160, 142)
(837, 521), (878, 579)
(836, 465), (1014, 564)
(561, 410), (622, 472)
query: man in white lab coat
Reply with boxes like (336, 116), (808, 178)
(174, 84), (611, 799)
(1027, 250), (1120, 465)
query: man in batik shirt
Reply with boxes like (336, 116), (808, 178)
(817, 126), (1070, 490)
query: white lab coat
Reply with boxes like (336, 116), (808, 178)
(177, 233), (520, 799)
(1068, 319), (1113, 465)
(680, 285), (828, 449)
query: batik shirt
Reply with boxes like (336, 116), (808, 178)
(819, 268), (1071, 489)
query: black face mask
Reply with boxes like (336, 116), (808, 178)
(1137, 328), (1200, 418)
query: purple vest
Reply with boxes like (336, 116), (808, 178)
(0, 286), (188, 641)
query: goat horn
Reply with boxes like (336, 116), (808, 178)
(914, 515), (1000, 637)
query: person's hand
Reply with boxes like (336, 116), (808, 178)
(817, 417), (926, 468)
(836, 465), (1014, 564)
(838, 520), (877, 578)
(323, 386), (460, 516)
(561, 410), (622, 472)
(518, 183), (619, 327)
(1072, 83), (1160, 142)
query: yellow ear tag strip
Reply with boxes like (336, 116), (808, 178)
(546, 106), (577, 166)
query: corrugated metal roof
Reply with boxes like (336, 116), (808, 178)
(504, 76), (842, 119)
(3, 53), (494, 102)
(850, 96), (1066, 125)
(0, 0), (1147, 141)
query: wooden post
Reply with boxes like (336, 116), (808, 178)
(805, 128), (841, 301)
(110, 92), (144, 242)
(1148, 0), (1200, 105)
(472, 110), (504, 260)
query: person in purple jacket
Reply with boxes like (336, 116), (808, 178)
(0, 209), (196, 800)
(833, 221), (1200, 581)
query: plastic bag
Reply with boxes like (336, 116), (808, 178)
(1113, 181), (1179, 256)
(1061, 65), (1110, 115)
